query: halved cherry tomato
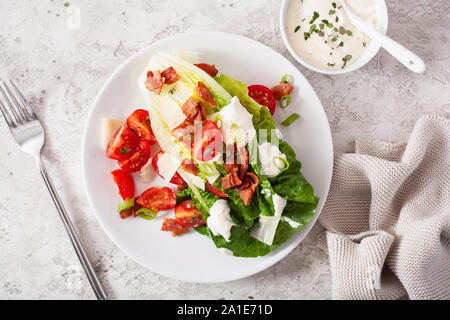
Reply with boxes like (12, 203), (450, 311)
(106, 127), (140, 160)
(118, 139), (151, 173)
(248, 85), (276, 115)
(206, 182), (228, 198)
(175, 199), (205, 228)
(151, 151), (185, 185)
(126, 109), (157, 145)
(193, 121), (223, 162)
(136, 187), (176, 212)
(110, 169), (135, 200)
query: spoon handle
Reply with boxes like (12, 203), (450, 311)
(362, 24), (425, 73)
(342, 1), (426, 73)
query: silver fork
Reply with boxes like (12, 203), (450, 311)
(0, 80), (107, 300)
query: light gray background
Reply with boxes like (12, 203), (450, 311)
(0, 0), (448, 299)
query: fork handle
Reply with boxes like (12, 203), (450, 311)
(37, 160), (107, 300)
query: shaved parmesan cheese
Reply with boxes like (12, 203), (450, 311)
(283, 216), (301, 229)
(157, 152), (181, 182)
(178, 170), (205, 191)
(139, 158), (156, 183)
(250, 193), (287, 246)
(102, 117), (124, 149)
(249, 215), (280, 246)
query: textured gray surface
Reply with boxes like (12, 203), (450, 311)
(0, 0), (448, 300)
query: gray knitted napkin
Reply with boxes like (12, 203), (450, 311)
(319, 114), (450, 300)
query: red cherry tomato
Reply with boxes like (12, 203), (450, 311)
(248, 85), (276, 115)
(106, 127), (140, 160)
(118, 139), (151, 173)
(110, 169), (135, 200)
(126, 109), (157, 145)
(136, 187), (176, 212)
(175, 199), (205, 228)
(205, 182), (228, 198)
(193, 121), (223, 162)
(151, 151), (185, 185)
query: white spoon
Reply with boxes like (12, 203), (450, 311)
(341, 0), (426, 73)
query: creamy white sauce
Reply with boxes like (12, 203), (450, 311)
(215, 96), (256, 148)
(219, 248), (234, 256)
(207, 200), (235, 241)
(286, 0), (377, 70)
(258, 142), (287, 178)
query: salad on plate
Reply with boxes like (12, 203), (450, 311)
(103, 51), (318, 257)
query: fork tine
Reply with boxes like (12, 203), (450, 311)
(9, 80), (37, 120)
(0, 98), (16, 128)
(2, 80), (30, 122)
(0, 82), (23, 124)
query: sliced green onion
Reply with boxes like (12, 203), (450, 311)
(135, 208), (157, 220)
(229, 123), (242, 144)
(280, 95), (291, 108)
(198, 162), (215, 177)
(116, 198), (134, 212)
(281, 74), (293, 84)
(281, 113), (300, 127)
(211, 114), (223, 128)
(273, 156), (290, 171)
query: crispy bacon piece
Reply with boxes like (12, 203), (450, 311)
(181, 97), (207, 122)
(161, 218), (189, 237)
(145, 70), (164, 94)
(221, 167), (242, 190)
(182, 97), (200, 120)
(161, 66), (180, 85)
(181, 158), (199, 175)
(271, 82), (294, 101)
(196, 82), (217, 108)
(237, 147), (249, 179)
(172, 119), (194, 146)
(235, 173), (260, 206)
(194, 63), (219, 77)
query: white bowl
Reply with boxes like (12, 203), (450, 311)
(280, 0), (389, 74)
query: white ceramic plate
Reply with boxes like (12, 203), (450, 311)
(81, 32), (333, 283)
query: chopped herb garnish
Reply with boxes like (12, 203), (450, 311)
(338, 41), (344, 47)
(333, 27), (338, 32)
(309, 24), (316, 34)
(330, 52), (333, 56)
(335, 16), (339, 23)
(339, 26), (346, 35)
(346, 30), (353, 36)
(309, 11), (320, 24)
(331, 36), (338, 42)
(304, 32), (311, 41)
(332, 2), (337, 8)
(321, 19), (329, 25)
(327, 23), (334, 28)
(327, 62), (336, 67)
(64, 2), (70, 7)
(294, 25), (301, 33)
(319, 31), (325, 37)
(169, 88), (176, 94)
(342, 54), (352, 68)
(319, 23), (324, 30)
(120, 147), (131, 155)
(281, 113), (300, 127)
(363, 41), (367, 47)
(329, 10), (336, 15)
